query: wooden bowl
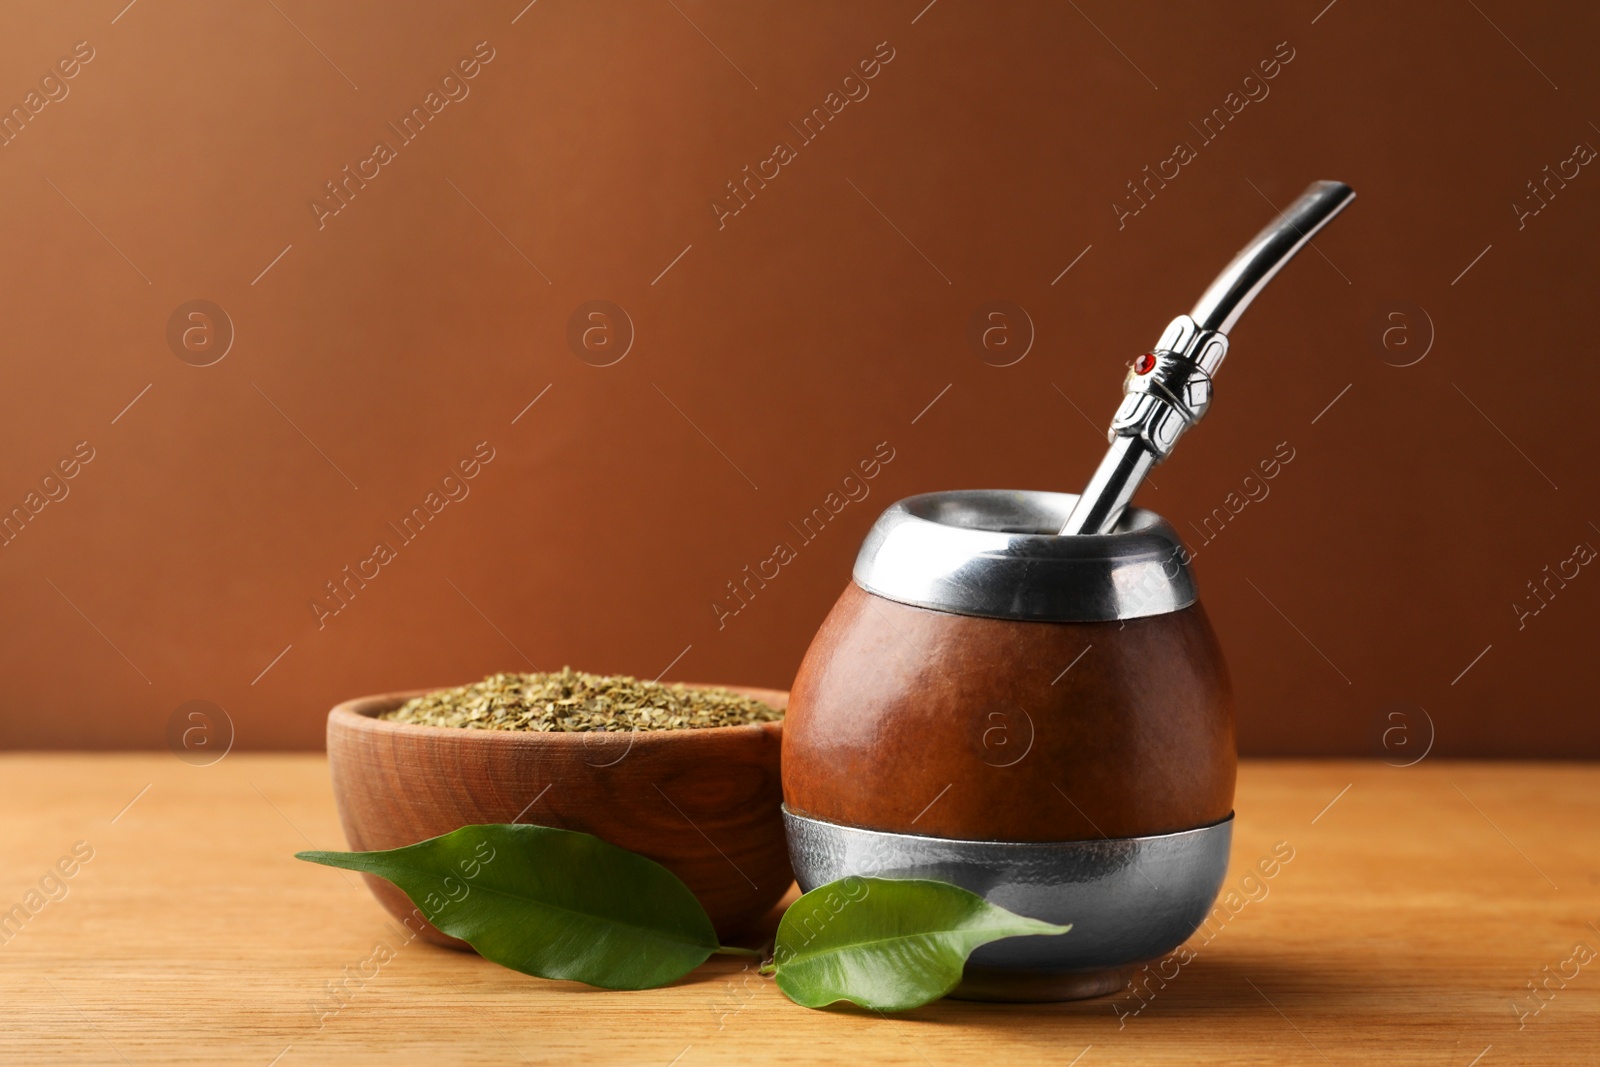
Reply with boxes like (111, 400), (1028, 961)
(326, 685), (792, 947)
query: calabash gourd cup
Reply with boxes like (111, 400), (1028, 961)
(783, 493), (1234, 1001)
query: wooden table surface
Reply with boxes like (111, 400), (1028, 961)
(2, 755), (1597, 1066)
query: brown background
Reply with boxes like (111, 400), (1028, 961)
(0, 1), (1594, 757)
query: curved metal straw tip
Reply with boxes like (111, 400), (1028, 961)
(1190, 179), (1356, 335)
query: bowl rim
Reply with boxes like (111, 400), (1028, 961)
(328, 681), (787, 745)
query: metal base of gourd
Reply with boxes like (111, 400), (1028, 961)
(782, 808), (1233, 1003)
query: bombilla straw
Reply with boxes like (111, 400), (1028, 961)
(1189, 181), (1357, 334)
(1058, 180), (1356, 537)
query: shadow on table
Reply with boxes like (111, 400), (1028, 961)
(858, 951), (1377, 1026)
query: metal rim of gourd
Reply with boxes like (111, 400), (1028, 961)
(851, 489), (1196, 623)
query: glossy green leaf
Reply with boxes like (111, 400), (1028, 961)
(770, 877), (1070, 1011)
(296, 824), (719, 990)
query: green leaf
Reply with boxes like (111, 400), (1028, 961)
(296, 824), (720, 990)
(771, 877), (1070, 1011)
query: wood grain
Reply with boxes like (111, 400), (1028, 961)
(784, 584), (1235, 840)
(2, 755), (1597, 1066)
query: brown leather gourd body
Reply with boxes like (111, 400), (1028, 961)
(783, 583), (1235, 842)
